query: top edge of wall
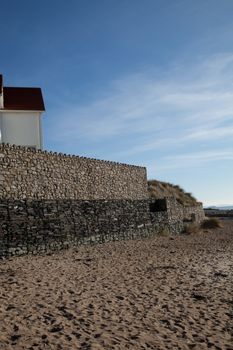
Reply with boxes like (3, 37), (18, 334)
(0, 143), (146, 169)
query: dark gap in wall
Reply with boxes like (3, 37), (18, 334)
(149, 199), (167, 212)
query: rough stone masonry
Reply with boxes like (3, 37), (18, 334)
(0, 143), (148, 200)
(0, 143), (205, 257)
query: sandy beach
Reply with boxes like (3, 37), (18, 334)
(0, 221), (232, 350)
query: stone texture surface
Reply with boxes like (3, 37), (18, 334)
(0, 144), (148, 200)
(0, 199), (150, 257)
(183, 203), (206, 223)
(0, 144), (205, 257)
(0, 198), (205, 257)
(150, 197), (205, 235)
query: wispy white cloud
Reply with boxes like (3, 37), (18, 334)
(156, 149), (233, 171)
(114, 124), (233, 158)
(187, 125), (233, 141)
(167, 149), (233, 161)
(51, 53), (233, 155)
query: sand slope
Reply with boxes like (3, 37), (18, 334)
(0, 222), (232, 350)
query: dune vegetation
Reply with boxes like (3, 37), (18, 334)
(148, 179), (199, 206)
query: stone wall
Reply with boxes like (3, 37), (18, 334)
(150, 197), (205, 234)
(164, 197), (183, 234)
(0, 197), (205, 257)
(0, 144), (205, 257)
(0, 199), (154, 257)
(183, 204), (205, 223)
(167, 198), (205, 233)
(0, 144), (148, 200)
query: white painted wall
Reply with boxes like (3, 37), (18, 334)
(0, 111), (42, 149)
(0, 93), (3, 109)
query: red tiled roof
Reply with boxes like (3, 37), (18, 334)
(2, 87), (45, 111)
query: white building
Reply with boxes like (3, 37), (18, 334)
(0, 74), (45, 149)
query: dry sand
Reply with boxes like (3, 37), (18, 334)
(0, 221), (232, 350)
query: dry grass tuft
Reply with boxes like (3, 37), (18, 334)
(183, 223), (200, 234)
(201, 218), (221, 229)
(157, 227), (170, 236)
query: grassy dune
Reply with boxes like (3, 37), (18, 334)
(148, 180), (199, 206)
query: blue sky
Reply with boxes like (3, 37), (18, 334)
(1, 0), (233, 206)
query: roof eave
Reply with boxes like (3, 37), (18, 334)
(0, 109), (45, 112)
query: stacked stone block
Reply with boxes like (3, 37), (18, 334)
(0, 199), (155, 257)
(0, 144), (205, 257)
(0, 144), (148, 200)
